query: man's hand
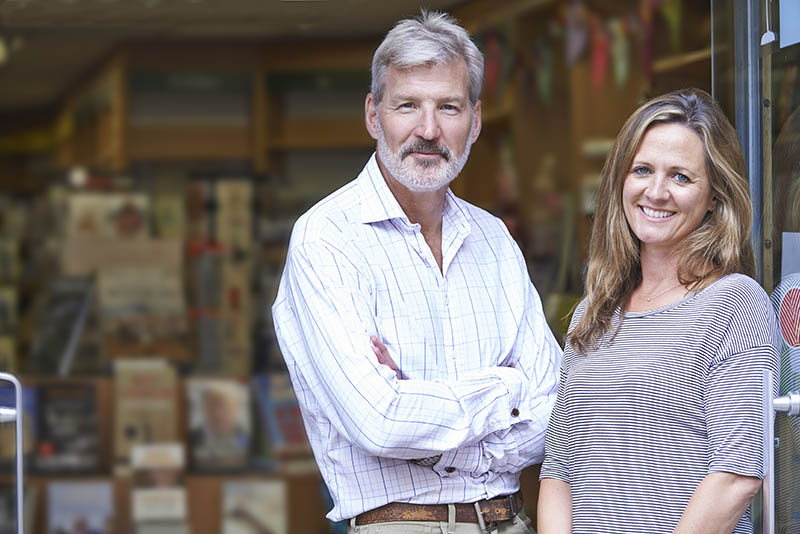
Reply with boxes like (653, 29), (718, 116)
(370, 336), (405, 379)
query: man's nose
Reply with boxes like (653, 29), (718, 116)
(414, 107), (441, 140)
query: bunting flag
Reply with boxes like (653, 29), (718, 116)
(535, 36), (555, 104)
(660, 0), (683, 52)
(566, 0), (589, 67)
(608, 18), (630, 88)
(590, 15), (610, 90)
(637, 0), (656, 81)
(483, 30), (503, 100)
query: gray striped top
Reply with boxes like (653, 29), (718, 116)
(540, 273), (781, 533)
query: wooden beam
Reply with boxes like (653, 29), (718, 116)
(127, 124), (250, 160)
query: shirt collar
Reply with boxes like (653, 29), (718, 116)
(358, 153), (409, 225)
(358, 152), (471, 237)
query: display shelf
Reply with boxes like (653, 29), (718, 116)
(267, 117), (372, 150)
(652, 46), (712, 74)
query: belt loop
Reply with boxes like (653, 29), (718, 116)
(508, 494), (517, 518)
(473, 502), (489, 534)
(447, 503), (456, 534)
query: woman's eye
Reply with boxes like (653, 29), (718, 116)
(674, 173), (691, 183)
(633, 167), (650, 176)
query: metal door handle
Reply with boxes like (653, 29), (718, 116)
(0, 372), (23, 534)
(773, 391), (800, 415)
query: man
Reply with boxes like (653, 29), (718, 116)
(273, 11), (561, 533)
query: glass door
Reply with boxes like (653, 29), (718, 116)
(713, 0), (800, 532)
(761, 1), (800, 533)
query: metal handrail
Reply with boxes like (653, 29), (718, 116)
(0, 372), (23, 534)
(763, 368), (800, 534)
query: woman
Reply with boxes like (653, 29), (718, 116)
(538, 89), (780, 534)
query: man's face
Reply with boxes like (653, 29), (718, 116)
(366, 59), (481, 193)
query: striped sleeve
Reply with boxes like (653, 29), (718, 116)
(704, 282), (780, 478)
(539, 304), (583, 483)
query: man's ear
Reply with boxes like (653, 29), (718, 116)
(365, 93), (380, 141)
(470, 100), (482, 144)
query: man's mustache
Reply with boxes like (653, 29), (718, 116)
(401, 140), (451, 161)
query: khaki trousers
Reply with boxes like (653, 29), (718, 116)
(347, 507), (534, 534)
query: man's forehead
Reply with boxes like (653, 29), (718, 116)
(383, 59), (470, 96)
(386, 57), (467, 76)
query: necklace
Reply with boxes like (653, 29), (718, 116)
(643, 282), (684, 302)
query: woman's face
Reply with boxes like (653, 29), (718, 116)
(622, 123), (716, 257)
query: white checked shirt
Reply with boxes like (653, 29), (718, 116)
(272, 154), (561, 521)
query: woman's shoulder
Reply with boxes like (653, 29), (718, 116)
(701, 273), (771, 311)
(568, 298), (589, 327)
(701, 273), (780, 350)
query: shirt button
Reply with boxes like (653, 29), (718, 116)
(511, 408), (520, 417)
(445, 467), (456, 473)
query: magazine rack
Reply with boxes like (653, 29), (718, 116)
(0, 372), (23, 534)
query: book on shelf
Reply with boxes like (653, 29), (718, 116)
(136, 523), (190, 534)
(215, 180), (253, 255)
(0, 287), (16, 333)
(66, 191), (150, 240)
(152, 192), (187, 241)
(61, 237), (183, 278)
(186, 378), (251, 471)
(186, 181), (211, 244)
(187, 242), (224, 311)
(221, 263), (252, 376)
(114, 359), (179, 462)
(26, 276), (98, 376)
(252, 373), (312, 460)
(191, 312), (225, 374)
(34, 382), (99, 473)
(0, 240), (20, 283)
(0, 337), (16, 373)
(130, 443), (187, 525)
(0, 483), (37, 534)
(98, 266), (188, 360)
(0, 197), (28, 240)
(221, 480), (287, 534)
(47, 480), (113, 534)
(0, 385), (37, 468)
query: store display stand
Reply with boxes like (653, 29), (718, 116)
(0, 372), (24, 534)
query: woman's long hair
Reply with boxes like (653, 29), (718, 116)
(568, 89), (755, 354)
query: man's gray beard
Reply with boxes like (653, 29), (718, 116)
(375, 119), (473, 193)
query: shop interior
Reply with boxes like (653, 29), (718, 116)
(3, 0), (789, 533)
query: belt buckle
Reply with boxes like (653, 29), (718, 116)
(474, 495), (517, 534)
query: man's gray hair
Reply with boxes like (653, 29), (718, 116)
(371, 10), (484, 106)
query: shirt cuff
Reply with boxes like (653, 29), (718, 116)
(487, 366), (532, 429)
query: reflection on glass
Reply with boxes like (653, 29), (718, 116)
(768, 17), (800, 532)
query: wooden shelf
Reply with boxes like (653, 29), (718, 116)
(127, 124), (251, 160)
(267, 116), (372, 149)
(653, 47), (712, 74)
(1, 471), (326, 534)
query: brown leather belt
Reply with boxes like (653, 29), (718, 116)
(355, 492), (523, 526)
